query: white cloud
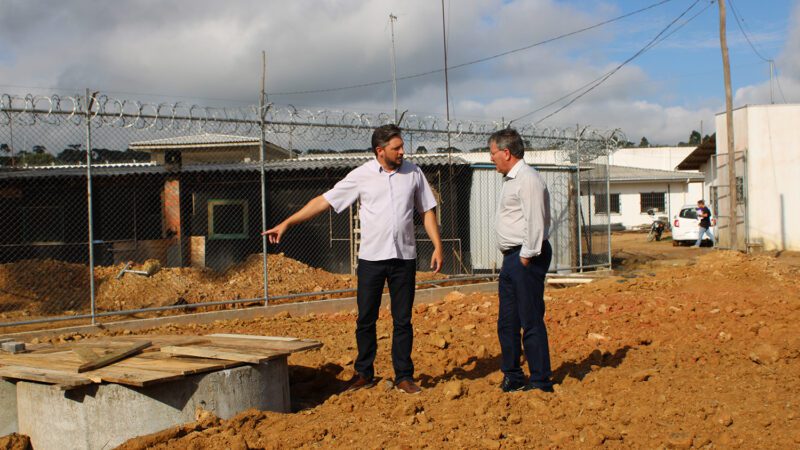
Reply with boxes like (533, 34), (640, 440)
(0, 0), (794, 145)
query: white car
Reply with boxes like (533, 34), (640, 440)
(671, 204), (716, 246)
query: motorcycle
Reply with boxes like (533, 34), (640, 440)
(646, 209), (667, 242)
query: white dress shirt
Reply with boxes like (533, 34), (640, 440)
(496, 159), (551, 258)
(323, 159), (437, 261)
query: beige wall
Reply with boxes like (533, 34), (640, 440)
(149, 144), (288, 165)
(715, 104), (800, 251)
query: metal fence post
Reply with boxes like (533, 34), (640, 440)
(575, 126), (583, 272)
(259, 52), (269, 306)
(606, 144), (612, 269)
(85, 89), (97, 325)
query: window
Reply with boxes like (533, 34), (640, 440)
(640, 192), (665, 213)
(679, 208), (697, 219)
(208, 199), (249, 240)
(735, 176), (745, 205)
(594, 193), (620, 214)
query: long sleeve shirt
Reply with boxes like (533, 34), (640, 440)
(323, 159), (437, 261)
(495, 159), (551, 258)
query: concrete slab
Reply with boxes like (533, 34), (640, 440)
(0, 379), (17, 436)
(16, 358), (289, 450)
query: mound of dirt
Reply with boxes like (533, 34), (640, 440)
(96, 250), (800, 448)
(0, 254), (447, 321)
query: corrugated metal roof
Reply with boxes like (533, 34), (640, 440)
(0, 155), (467, 180)
(582, 164), (704, 182)
(676, 136), (716, 170)
(129, 133), (259, 149)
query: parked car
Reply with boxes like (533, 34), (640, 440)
(672, 204), (716, 246)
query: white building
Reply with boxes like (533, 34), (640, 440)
(582, 165), (704, 230)
(679, 104), (800, 251)
(610, 146), (697, 171)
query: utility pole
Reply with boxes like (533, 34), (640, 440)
(389, 13), (399, 123)
(769, 59), (775, 104)
(718, 0), (738, 249)
(440, 0), (451, 154)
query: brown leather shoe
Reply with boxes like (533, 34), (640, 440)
(344, 374), (376, 392)
(394, 379), (422, 395)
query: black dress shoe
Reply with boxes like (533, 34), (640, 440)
(500, 377), (527, 392)
(344, 374), (376, 392)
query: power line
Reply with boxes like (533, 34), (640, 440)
(727, 0), (771, 62)
(267, 0), (675, 96)
(512, 0), (708, 124)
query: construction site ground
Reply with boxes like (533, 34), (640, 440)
(2, 231), (800, 449)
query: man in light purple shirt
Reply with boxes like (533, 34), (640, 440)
(489, 128), (554, 394)
(263, 124), (443, 395)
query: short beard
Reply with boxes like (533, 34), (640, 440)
(385, 157), (402, 171)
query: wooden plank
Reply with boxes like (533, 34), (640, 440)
(120, 336), (212, 348)
(206, 336), (323, 353)
(76, 341), (151, 373)
(0, 352), (82, 372)
(84, 365), (184, 387)
(207, 334), (300, 342)
(118, 353), (244, 375)
(72, 347), (101, 363)
(0, 365), (93, 390)
(160, 345), (286, 364)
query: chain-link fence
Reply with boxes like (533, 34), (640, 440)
(0, 92), (621, 330)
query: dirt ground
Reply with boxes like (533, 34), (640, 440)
(0, 253), (446, 328)
(4, 233), (800, 448)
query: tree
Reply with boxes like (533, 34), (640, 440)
(0, 143), (9, 154)
(639, 137), (650, 148)
(689, 130), (702, 146)
(415, 145), (428, 154)
(57, 144), (84, 163)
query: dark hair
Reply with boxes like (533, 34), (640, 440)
(371, 124), (403, 155)
(697, 199), (705, 205)
(488, 128), (524, 159)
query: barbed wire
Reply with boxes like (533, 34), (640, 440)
(1, 92), (622, 150)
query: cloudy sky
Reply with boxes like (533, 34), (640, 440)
(0, 0), (797, 144)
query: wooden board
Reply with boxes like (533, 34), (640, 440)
(0, 333), (314, 388)
(206, 334), (323, 353)
(208, 334), (300, 342)
(83, 365), (185, 387)
(0, 365), (93, 390)
(76, 341), (151, 373)
(119, 352), (244, 375)
(160, 345), (286, 364)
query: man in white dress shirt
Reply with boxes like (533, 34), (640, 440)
(263, 124), (443, 394)
(489, 128), (554, 393)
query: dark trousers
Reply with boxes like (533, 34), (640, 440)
(354, 258), (416, 383)
(497, 241), (553, 387)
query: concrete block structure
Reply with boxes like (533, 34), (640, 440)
(13, 359), (289, 450)
(679, 103), (800, 250)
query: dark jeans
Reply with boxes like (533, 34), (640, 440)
(354, 258), (416, 383)
(497, 241), (553, 387)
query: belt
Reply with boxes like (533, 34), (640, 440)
(501, 240), (549, 256)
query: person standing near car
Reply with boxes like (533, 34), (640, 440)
(694, 199), (715, 247)
(489, 128), (554, 393)
(263, 124), (443, 395)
